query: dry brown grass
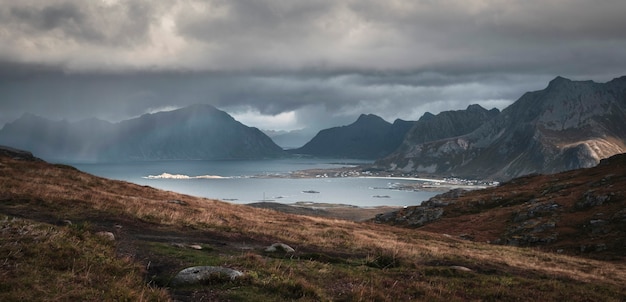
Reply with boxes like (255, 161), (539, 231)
(2, 157), (626, 301)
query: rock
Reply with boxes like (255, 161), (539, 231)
(375, 204), (444, 227)
(168, 199), (187, 206)
(421, 189), (465, 207)
(170, 266), (244, 286)
(449, 266), (472, 272)
(576, 191), (610, 209)
(588, 219), (610, 235)
(512, 202), (560, 222)
(95, 231), (115, 241)
(265, 243), (295, 253)
(459, 234), (474, 241)
(403, 207), (444, 227)
(188, 244), (203, 250)
(170, 243), (203, 250)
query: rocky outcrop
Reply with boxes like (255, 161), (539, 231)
(374, 190), (466, 227)
(0, 145), (43, 162)
(377, 76), (626, 181)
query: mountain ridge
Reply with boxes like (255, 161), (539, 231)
(376, 76), (626, 180)
(0, 104), (285, 162)
(290, 113), (413, 159)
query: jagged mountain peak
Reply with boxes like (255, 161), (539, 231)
(418, 112), (436, 122)
(547, 76), (572, 86)
(545, 76), (598, 93)
(377, 76), (626, 181)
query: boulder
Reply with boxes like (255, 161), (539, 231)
(95, 231), (115, 241)
(265, 243), (295, 253)
(450, 266), (472, 272)
(170, 266), (244, 286)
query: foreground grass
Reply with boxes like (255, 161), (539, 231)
(1, 156), (626, 301)
(0, 215), (169, 301)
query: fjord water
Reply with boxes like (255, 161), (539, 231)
(72, 158), (439, 207)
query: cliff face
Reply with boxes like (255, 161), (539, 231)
(0, 104), (285, 162)
(376, 76), (626, 181)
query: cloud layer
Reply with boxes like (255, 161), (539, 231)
(1, 0), (625, 131)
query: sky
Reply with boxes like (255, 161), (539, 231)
(1, 0), (626, 133)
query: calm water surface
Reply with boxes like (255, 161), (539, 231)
(72, 158), (439, 207)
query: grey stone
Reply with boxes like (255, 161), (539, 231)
(449, 266), (472, 272)
(168, 199), (187, 206)
(265, 243), (295, 253)
(95, 231), (115, 241)
(171, 266), (244, 286)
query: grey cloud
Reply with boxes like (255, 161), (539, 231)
(0, 68), (542, 131)
(1, 0), (156, 47)
(1, 0), (625, 132)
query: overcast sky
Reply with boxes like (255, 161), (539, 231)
(1, 0), (625, 132)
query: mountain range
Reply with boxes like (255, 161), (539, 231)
(1, 76), (624, 179)
(0, 104), (285, 162)
(375, 76), (626, 180)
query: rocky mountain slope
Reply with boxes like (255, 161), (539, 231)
(377, 76), (626, 180)
(376, 152), (626, 260)
(290, 114), (414, 159)
(291, 104), (498, 160)
(392, 104), (499, 156)
(0, 104), (285, 162)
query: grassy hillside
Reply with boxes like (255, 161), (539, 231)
(1, 151), (625, 301)
(378, 153), (626, 261)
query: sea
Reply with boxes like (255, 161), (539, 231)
(71, 158), (440, 207)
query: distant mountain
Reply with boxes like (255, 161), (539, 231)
(393, 104), (500, 155)
(290, 114), (414, 159)
(376, 76), (626, 180)
(263, 128), (318, 149)
(0, 104), (285, 162)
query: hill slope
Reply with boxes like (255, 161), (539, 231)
(377, 76), (626, 180)
(1, 146), (626, 301)
(376, 153), (626, 260)
(0, 104), (285, 162)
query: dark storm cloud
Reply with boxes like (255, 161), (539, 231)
(0, 0), (625, 131)
(2, 1), (155, 46)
